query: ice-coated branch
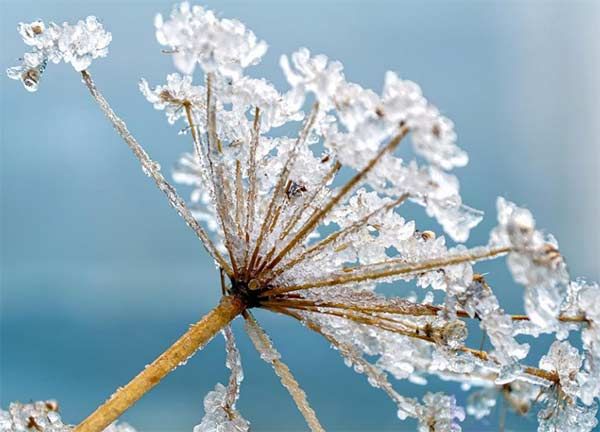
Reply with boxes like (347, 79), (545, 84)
(267, 303), (558, 385)
(274, 306), (421, 420)
(262, 246), (510, 296)
(263, 192), (409, 282)
(243, 311), (325, 432)
(74, 296), (244, 432)
(265, 126), (410, 273)
(80, 70), (233, 276)
(247, 102), (320, 276)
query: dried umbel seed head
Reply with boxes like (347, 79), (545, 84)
(5, 5), (599, 432)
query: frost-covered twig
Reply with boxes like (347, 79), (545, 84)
(243, 311), (325, 432)
(81, 70), (233, 276)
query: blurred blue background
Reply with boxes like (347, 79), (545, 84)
(1, 1), (598, 431)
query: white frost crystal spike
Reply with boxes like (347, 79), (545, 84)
(155, 2), (267, 77)
(539, 340), (582, 400)
(7, 16), (111, 91)
(139, 74), (205, 124)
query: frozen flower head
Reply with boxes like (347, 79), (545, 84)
(155, 2), (267, 77)
(490, 197), (569, 328)
(5, 3), (600, 432)
(539, 340), (582, 399)
(0, 400), (136, 432)
(417, 392), (465, 432)
(280, 48), (345, 108)
(139, 73), (205, 125)
(535, 341), (599, 432)
(194, 383), (250, 432)
(6, 16), (111, 92)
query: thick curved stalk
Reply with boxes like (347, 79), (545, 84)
(74, 296), (245, 432)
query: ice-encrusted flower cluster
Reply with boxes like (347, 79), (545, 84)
(7, 17), (111, 92)
(417, 392), (465, 432)
(5, 3), (599, 432)
(194, 384), (249, 432)
(490, 197), (570, 329)
(155, 2), (267, 77)
(0, 401), (136, 432)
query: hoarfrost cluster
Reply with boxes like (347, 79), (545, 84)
(7, 16), (110, 91)
(5, 2), (599, 432)
(0, 401), (135, 432)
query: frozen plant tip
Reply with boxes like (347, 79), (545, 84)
(7, 16), (111, 91)
(5, 2), (599, 432)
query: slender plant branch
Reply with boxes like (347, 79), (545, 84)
(265, 126), (410, 273)
(266, 304), (559, 385)
(74, 296), (245, 432)
(277, 160), (341, 242)
(80, 70), (233, 276)
(262, 193), (409, 282)
(271, 305), (420, 419)
(247, 103), (320, 276)
(184, 93), (240, 276)
(261, 246), (510, 296)
(243, 310), (325, 432)
(241, 107), (262, 276)
(260, 296), (589, 324)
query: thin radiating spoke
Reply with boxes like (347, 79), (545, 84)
(265, 127), (409, 273)
(266, 304), (558, 384)
(263, 193), (409, 282)
(243, 311), (325, 432)
(271, 306), (420, 419)
(81, 70), (233, 275)
(262, 246), (510, 297)
(247, 103), (320, 275)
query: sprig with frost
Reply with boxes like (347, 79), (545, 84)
(4, 3), (599, 432)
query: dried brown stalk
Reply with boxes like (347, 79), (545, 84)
(74, 296), (244, 432)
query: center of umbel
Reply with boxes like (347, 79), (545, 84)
(229, 278), (262, 308)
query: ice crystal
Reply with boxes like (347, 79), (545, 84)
(417, 392), (465, 432)
(194, 384), (249, 432)
(155, 2), (267, 77)
(5, 3), (599, 432)
(490, 197), (569, 328)
(7, 17), (110, 91)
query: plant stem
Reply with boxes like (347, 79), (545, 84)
(80, 70), (233, 276)
(74, 296), (245, 432)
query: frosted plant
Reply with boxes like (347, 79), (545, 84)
(4, 3), (599, 432)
